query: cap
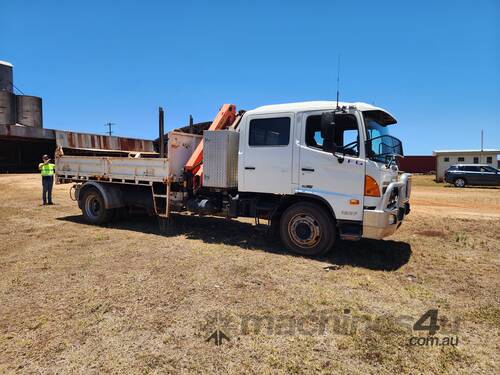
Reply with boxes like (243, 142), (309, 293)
(42, 154), (49, 160)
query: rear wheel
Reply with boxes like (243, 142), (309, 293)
(279, 202), (335, 256)
(81, 188), (113, 225)
(454, 178), (466, 188)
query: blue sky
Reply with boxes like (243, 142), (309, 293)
(1, 0), (499, 154)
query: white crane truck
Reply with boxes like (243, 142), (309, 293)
(56, 101), (411, 256)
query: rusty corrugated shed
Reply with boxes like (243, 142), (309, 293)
(0, 125), (155, 153)
(55, 130), (154, 152)
(398, 156), (436, 173)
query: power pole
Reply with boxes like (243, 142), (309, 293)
(105, 122), (116, 136)
(480, 129), (484, 163)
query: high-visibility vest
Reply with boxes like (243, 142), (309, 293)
(39, 163), (55, 176)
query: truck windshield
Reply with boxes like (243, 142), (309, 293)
(363, 113), (403, 163)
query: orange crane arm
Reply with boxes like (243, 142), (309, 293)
(184, 104), (237, 176)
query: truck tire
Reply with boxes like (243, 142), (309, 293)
(279, 202), (335, 256)
(81, 187), (113, 225)
(454, 178), (466, 188)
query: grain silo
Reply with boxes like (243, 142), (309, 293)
(0, 91), (16, 125)
(16, 95), (43, 128)
(0, 60), (13, 93)
(0, 61), (16, 126)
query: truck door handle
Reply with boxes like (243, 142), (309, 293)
(301, 168), (315, 172)
(245, 166), (256, 170)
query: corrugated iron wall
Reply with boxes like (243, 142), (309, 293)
(398, 156), (436, 173)
(0, 125), (156, 172)
(55, 131), (155, 152)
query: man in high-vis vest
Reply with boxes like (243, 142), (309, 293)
(39, 154), (55, 205)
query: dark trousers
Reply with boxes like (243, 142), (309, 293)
(42, 175), (54, 204)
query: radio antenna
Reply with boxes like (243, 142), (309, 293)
(336, 55), (341, 109)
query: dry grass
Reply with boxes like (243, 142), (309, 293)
(0, 174), (499, 374)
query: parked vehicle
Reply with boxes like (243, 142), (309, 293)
(444, 164), (500, 187)
(56, 101), (412, 256)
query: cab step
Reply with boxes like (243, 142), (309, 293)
(338, 220), (362, 241)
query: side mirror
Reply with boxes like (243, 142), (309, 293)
(321, 112), (337, 153)
(321, 112), (335, 140)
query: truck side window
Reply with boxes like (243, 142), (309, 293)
(249, 117), (290, 146)
(305, 115), (324, 149)
(305, 114), (359, 156)
(335, 115), (359, 156)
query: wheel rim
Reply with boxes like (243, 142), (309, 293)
(85, 194), (102, 219)
(288, 213), (321, 248)
(455, 179), (465, 187)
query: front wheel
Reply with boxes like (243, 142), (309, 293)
(81, 188), (113, 225)
(279, 202), (335, 256)
(454, 178), (466, 188)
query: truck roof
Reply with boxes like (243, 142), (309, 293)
(247, 101), (392, 116)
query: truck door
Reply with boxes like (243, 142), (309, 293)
(240, 113), (294, 194)
(298, 111), (365, 221)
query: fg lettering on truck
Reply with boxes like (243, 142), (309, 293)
(56, 101), (412, 256)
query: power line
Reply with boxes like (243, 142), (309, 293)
(7, 80), (25, 95)
(12, 82), (25, 95)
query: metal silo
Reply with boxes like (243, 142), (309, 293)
(0, 91), (16, 125)
(0, 61), (13, 93)
(16, 95), (43, 128)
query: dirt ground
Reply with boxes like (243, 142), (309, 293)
(0, 174), (498, 374)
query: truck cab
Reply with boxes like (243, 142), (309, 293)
(237, 101), (411, 250)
